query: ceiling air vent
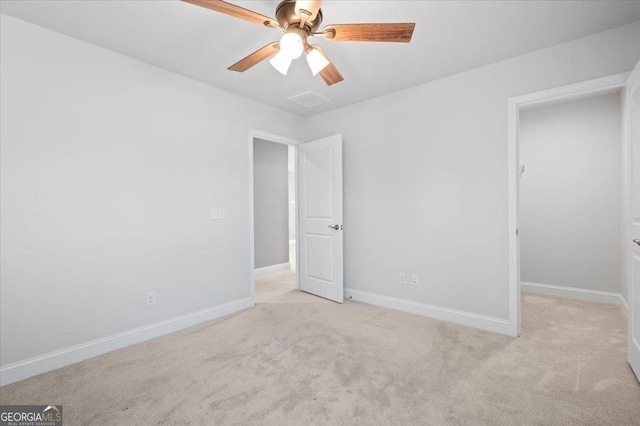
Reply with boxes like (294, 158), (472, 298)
(287, 91), (331, 108)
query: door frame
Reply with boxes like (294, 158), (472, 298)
(507, 72), (630, 337)
(248, 129), (302, 304)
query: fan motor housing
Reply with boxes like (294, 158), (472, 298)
(275, 0), (323, 32)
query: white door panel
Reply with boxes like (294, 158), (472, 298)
(628, 60), (640, 381)
(299, 135), (343, 303)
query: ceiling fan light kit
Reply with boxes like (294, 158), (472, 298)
(306, 47), (330, 76)
(269, 50), (293, 75)
(269, 30), (309, 75)
(182, 0), (416, 86)
(279, 32), (304, 59)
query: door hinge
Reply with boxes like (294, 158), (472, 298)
(516, 228), (519, 236)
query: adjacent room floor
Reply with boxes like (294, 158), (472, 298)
(1, 271), (639, 425)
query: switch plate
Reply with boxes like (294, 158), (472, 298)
(146, 290), (156, 307)
(210, 208), (226, 220)
(399, 272), (406, 285)
(411, 274), (419, 286)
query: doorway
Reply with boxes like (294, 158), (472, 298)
(519, 90), (624, 301)
(249, 130), (301, 304)
(518, 90), (627, 342)
(509, 66), (640, 382)
(249, 131), (345, 305)
(253, 138), (295, 277)
(507, 73), (631, 337)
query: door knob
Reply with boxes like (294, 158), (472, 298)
(328, 225), (340, 230)
(634, 239), (640, 246)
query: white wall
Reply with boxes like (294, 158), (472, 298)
(302, 21), (640, 323)
(519, 93), (622, 293)
(253, 139), (289, 269)
(2, 13), (640, 375)
(621, 89), (631, 305)
(288, 146), (296, 243)
(0, 14), (299, 366)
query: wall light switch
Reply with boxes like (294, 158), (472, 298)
(210, 208), (226, 220)
(411, 274), (419, 286)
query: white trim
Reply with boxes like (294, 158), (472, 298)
(627, 62), (640, 381)
(507, 96), (521, 337)
(345, 288), (513, 336)
(248, 129), (302, 304)
(521, 282), (624, 306)
(621, 88), (631, 318)
(250, 129), (302, 147)
(620, 295), (629, 317)
(507, 72), (630, 338)
(511, 73), (629, 109)
(0, 297), (253, 387)
(254, 262), (291, 276)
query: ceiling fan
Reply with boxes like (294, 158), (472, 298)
(182, 0), (415, 86)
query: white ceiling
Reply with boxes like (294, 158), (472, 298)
(2, 1), (640, 117)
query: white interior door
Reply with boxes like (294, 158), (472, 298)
(298, 134), (343, 303)
(628, 60), (640, 381)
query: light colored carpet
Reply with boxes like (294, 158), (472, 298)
(1, 270), (639, 425)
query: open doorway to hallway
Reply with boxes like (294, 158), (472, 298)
(250, 133), (345, 305)
(253, 137), (297, 303)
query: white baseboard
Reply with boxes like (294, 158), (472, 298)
(254, 262), (290, 276)
(521, 282), (624, 306)
(0, 297), (253, 387)
(620, 295), (629, 317)
(344, 288), (514, 337)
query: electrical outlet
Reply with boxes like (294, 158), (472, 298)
(210, 208), (226, 220)
(146, 290), (156, 307)
(399, 272), (406, 285)
(411, 274), (419, 286)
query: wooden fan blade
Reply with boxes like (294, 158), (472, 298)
(312, 45), (344, 86)
(182, 0), (279, 28)
(228, 42), (280, 72)
(323, 23), (415, 43)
